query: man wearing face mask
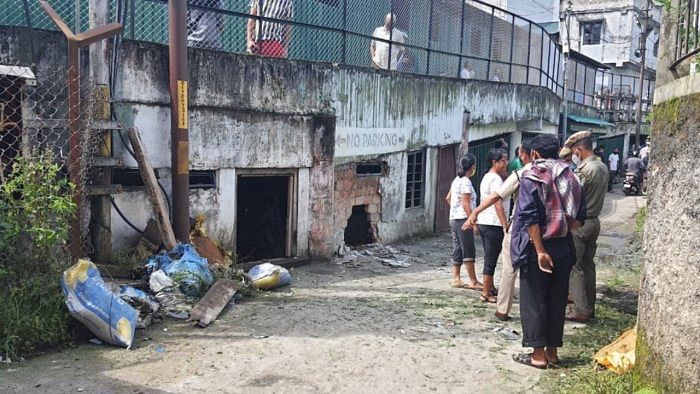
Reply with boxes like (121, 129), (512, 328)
(564, 131), (609, 322)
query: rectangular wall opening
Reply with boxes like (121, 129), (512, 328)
(344, 205), (374, 246)
(236, 175), (290, 262)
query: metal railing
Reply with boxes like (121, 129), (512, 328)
(2, 0), (654, 117)
(671, 0), (700, 69)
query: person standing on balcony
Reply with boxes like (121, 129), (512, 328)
(246, 0), (294, 58)
(370, 13), (407, 70)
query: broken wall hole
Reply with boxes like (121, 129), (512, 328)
(344, 205), (375, 246)
(236, 175), (290, 262)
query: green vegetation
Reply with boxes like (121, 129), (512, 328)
(0, 154), (76, 360)
(635, 207), (647, 236)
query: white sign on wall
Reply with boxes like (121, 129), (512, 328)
(335, 127), (409, 158)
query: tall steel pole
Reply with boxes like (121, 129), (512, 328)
(562, 1), (572, 142)
(169, 0), (190, 242)
(634, 1), (650, 153)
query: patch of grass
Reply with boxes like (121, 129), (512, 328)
(0, 275), (71, 360)
(635, 207), (647, 235)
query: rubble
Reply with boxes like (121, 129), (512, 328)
(333, 243), (412, 268)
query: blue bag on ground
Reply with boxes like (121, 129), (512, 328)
(61, 259), (138, 348)
(146, 244), (213, 298)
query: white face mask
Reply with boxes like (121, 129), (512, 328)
(572, 154), (581, 165)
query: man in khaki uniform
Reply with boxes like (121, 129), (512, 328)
(565, 131), (609, 322)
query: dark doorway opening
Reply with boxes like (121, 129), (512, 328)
(344, 205), (374, 246)
(236, 176), (289, 262)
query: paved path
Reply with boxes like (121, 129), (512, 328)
(2, 190), (645, 394)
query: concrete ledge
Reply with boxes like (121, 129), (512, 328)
(654, 73), (700, 104)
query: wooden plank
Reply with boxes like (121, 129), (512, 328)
(127, 128), (177, 250)
(189, 279), (238, 327)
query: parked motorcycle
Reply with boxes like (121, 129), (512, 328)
(623, 172), (645, 196)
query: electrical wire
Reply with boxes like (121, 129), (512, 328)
(111, 196), (144, 235)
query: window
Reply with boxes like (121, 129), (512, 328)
(189, 170), (216, 189)
(405, 150), (425, 209)
(581, 21), (603, 45)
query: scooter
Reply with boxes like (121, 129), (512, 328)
(623, 172), (644, 196)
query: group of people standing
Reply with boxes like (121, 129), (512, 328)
(446, 131), (609, 369)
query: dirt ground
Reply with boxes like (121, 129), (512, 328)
(1, 190), (646, 394)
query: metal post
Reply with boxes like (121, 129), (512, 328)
(457, 0), (466, 76)
(486, 8), (495, 79)
(635, 1), (650, 151)
(341, 0), (347, 64)
(525, 23), (531, 84)
(562, 1), (572, 141)
(89, 0), (113, 263)
(427, 0), (434, 74)
(508, 15), (514, 82)
(388, 2), (393, 71)
(39, 0), (122, 259)
(169, 0), (190, 242)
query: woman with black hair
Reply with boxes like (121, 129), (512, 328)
(445, 154), (482, 290)
(476, 148), (509, 303)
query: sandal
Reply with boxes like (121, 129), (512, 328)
(480, 294), (497, 303)
(512, 353), (548, 369)
(490, 288), (499, 297)
(465, 284), (483, 291)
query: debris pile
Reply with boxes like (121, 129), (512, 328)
(334, 243), (412, 268)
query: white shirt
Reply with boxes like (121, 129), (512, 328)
(608, 153), (619, 171)
(371, 27), (406, 70)
(640, 146), (650, 160)
(449, 176), (476, 220)
(477, 172), (508, 227)
(460, 67), (473, 79)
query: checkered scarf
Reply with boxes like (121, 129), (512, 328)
(523, 159), (583, 240)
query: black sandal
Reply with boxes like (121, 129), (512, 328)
(480, 294), (497, 303)
(512, 353), (548, 369)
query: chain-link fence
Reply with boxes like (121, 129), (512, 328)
(0, 63), (102, 272)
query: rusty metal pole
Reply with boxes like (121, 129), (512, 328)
(39, 0), (122, 259)
(169, 0), (190, 242)
(67, 39), (82, 258)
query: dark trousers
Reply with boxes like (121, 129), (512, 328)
(519, 252), (574, 348)
(478, 224), (504, 276)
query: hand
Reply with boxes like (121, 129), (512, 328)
(247, 40), (258, 53)
(463, 213), (477, 230)
(537, 252), (554, 274)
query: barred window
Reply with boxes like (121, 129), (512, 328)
(582, 21), (603, 45)
(405, 150), (425, 209)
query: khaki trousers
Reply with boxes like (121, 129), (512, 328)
(496, 230), (518, 315)
(570, 217), (601, 317)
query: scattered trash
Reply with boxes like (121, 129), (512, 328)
(493, 326), (519, 340)
(149, 270), (174, 293)
(146, 244), (213, 298)
(88, 339), (103, 346)
(117, 285), (160, 328)
(163, 328), (168, 332)
(253, 335), (269, 339)
(594, 327), (636, 375)
(334, 243), (413, 268)
(166, 311), (190, 320)
(149, 269), (191, 317)
(155, 345), (166, 354)
(61, 259), (138, 348)
(189, 279), (238, 327)
(248, 263), (291, 290)
(381, 257), (411, 268)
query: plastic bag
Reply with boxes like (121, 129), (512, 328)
(593, 327), (636, 375)
(61, 260), (138, 348)
(248, 263), (291, 290)
(146, 244), (213, 298)
(118, 285), (160, 328)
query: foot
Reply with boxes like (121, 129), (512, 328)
(489, 288), (499, 296)
(480, 294), (497, 303)
(545, 348), (559, 365)
(465, 281), (483, 291)
(450, 279), (465, 288)
(512, 353), (548, 369)
(494, 311), (510, 321)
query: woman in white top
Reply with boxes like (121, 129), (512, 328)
(476, 148), (509, 303)
(445, 154), (481, 290)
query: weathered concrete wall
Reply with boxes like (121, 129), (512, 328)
(0, 26), (562, 258)
(637, 6), (700, 388)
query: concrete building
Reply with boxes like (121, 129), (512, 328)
(561, 0), (661, 155)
